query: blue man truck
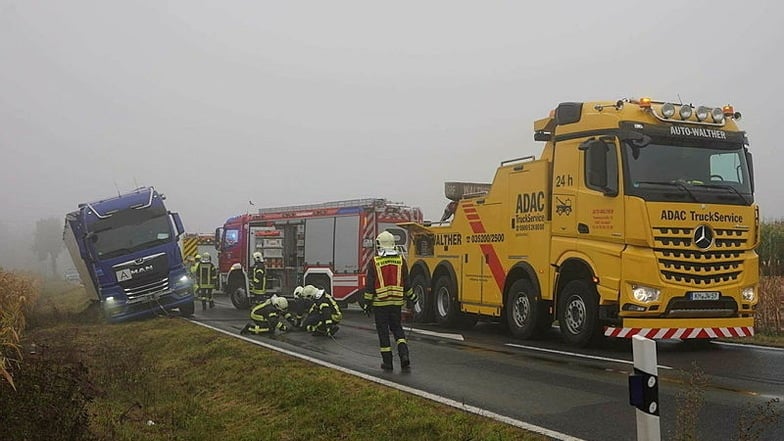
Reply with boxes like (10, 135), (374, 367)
(63, 186), (195, 322)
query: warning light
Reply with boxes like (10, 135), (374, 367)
(639, 97), (652, 108)
(723, 105), (735, 116)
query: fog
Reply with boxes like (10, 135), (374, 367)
(2, 1), (783, 270)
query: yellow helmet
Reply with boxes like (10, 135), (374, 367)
(301, 284), (319, 299)
(376, 230), (396, 255)
(272, 295), (288, 310)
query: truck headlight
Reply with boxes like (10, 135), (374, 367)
(741, 286), (756, 302)
(631, 285), (661, 303)
(176, 275), (193, 288)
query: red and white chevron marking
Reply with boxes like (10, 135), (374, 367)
(604, 326), (755, 339)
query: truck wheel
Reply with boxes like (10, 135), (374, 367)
(230, 286), (250, 310)
(557, 280), (601, 347)
(433, 275), (460, 327)
(411, 273), (434, 323)
(506, 279), (545, 340)
(178, 300), (195, 317)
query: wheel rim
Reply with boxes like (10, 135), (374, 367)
(563, 295), (586, 334)
(512, 292), (530, 328)
(436, 286), (450, 317)
(232, 287), (246, 305)
(413, 285), (425, 314)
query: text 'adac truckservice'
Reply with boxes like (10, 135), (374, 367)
(402, 98), (758, 347)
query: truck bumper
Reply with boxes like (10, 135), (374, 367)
(104, 287), (194, 323)
(604, 317), (755, 339)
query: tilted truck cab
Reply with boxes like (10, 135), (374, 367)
(404, 98), (758, 347)
(63, 187), (196, 322)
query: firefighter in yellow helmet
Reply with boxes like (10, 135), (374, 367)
(287, 285), (312, 329)
(240, 295), (293, 335)
(194, 252), (218, 310)
(364, 230), (417, 371)
(301, 284), (342, 336)
(250, 252), (267, 299)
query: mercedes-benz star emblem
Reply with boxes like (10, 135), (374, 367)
(693, 225), (714, 249)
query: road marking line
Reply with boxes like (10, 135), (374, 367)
(188, 319), (585, 441)
(712, 341), (784, 352)
(505, 343), (673, 370)
(406, 327), (465, 341)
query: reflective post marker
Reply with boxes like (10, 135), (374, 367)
(629, 335), (660, 441)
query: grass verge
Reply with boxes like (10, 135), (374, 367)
(6, 281), (546, 441)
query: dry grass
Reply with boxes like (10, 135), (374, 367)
(756, 276), (782, 335)
(0, 269), (40, 389)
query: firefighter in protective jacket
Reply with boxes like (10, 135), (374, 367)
(287, 285), (313, 329)
(364, 230), (417, 371)
(301, 285), (342, 336)
(250, 252), (267, 296)
(240, 295), (293, 335)
(194, 253), (218, 310)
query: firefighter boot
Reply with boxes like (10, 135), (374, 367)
(209, 300), (215, 309)
(381, 351), (393, 371)
(398, 343), (411, 370)
(202, 300), (207, 311)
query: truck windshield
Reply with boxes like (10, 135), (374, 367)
(623, 141), (753, 205)
(91, 212), (173, 259)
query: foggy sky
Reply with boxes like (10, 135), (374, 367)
(2, 1), (783, 264)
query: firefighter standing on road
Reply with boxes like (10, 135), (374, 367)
(240, 295), (293, 335)
(364, 230), (417, 371)
(194, 253), (218, 310)
(250, 252), (267, 297)
(301, 285), (342, 336)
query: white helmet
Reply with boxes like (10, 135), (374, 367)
(292, 285), (304, 298)
(202, 252), (211, 262)
(271, 295), (288, 310)
(301, 284), (319, 299)
(376, 230), (397, 255)
(253, 251), (264, 263)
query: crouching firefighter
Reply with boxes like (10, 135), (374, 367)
(287, 285), (313, 329)
(301, 285), (342, 336)
(364, 230), (417, 371)
(195, 253), (218, 310)
(240, 295), (293, 335)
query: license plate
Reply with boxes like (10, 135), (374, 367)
(689, 291), (720, 301)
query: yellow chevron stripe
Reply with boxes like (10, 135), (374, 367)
(181, 237), (199, 258)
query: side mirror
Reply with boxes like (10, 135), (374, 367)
(171, 212), (185, 237)
(214, 227), (222, 250)
(745, 151), (755, 193)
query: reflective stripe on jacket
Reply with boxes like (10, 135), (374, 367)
(364, 254), (411, 307)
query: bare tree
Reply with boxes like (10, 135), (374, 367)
(32, 217), (63, 277)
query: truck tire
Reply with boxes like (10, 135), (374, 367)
(410, 273), (434, 323)
(557, 280), (601, 347)
(178, 300), (195, 317)
(433, 275), (460, 327)
(230, 285), (250, 310)
(505, 279), (545, 340)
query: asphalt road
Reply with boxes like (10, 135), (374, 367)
(188, 296), (784, 441)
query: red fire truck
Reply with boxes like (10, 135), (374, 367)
(216, 198), (423, 309)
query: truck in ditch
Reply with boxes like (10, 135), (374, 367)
(63, 186), (195, 322)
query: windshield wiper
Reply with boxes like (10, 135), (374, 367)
(634, 180), (700, 202)
(696, 183), (750, 205)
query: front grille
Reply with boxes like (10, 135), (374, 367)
(122, 277), (169, 302)
(653, 226), (749, 286)
(665, 296), (738, 318)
